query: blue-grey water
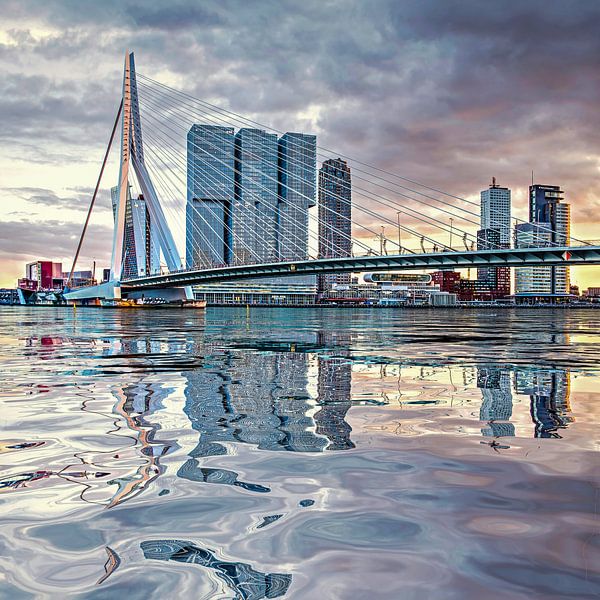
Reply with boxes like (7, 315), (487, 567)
(0, 306), (599, 599)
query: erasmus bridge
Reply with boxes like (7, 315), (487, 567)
(64, 52), (600, 303)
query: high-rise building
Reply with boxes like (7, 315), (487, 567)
(234, 128), (279, 264)
(480, 178), (511, 246)
(277, 133), (317, 261)
(477, 178), (511, 297)
(186, 124), (235, 268)
(476, 228), (510, 297)
(515, 184), (570, 297)
(318, 158), (352, 291)
(111, 187), (158, 278)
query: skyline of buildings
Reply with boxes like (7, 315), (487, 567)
(10, 114), (588, 303)
(185, 124), (317, 270)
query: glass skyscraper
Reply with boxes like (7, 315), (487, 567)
(234, 128), (279, 264)
(186, 124), (235, 268)
(278, 133), (317, 261)
(480, 178), (511, 246)
(318, 158), (352, 290)
(477, 178), (511, 297)
(515, 184), (570, 296)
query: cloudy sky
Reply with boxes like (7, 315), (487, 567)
(1, 0), (599, 288)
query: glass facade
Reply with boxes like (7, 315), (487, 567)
(318, 158), (352, 290)
(278, 133), (317, 261)
(186, 125), (235, 268)
(514, 185), (571, 296)
(480, 180), (511, 247)
(234, 128), (279, 264)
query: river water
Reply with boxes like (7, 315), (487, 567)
(0, 306), (598, 599)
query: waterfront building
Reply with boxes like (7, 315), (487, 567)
(480, 178), (511, 246)
(192, 278), (317, 305)
(21, 261), (63, 291)
(477, 228), (511, 298)
(318, 158), (352, 291)
(278, 133), (317, 261)
(234, 128), (279, 264)
(111, 187), (158, 278)
(477, 179), (511, 297)
(186, 124), (235, 268)
(431, 270), (461, 294)
(514, 184), (570, 298)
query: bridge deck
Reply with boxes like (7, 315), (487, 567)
(116, 246), (600, 291)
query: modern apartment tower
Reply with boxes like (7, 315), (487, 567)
(186, 124), (235, 268)
(278, 133), (317, 261)
(477, 178), (511, 297)
(318, 158), (352, 290)
(515, 184), (570, 297)
(234, 128), (279, 263)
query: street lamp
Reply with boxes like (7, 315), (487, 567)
(396, 211), (402, 254)
(449, 217), (454, 250)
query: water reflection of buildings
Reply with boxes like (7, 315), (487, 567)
(515, 370), (572, 438)
(477, 367), (572, 438)
(315, 332), (354, 450)
(477, 368), (515, 437)
(181, 349), (354, 459)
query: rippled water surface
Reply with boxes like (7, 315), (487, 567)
(1, 306), (599, 599)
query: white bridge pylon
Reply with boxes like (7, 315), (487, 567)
(66, 52), (191, 302)
(111, 51), (185, 290)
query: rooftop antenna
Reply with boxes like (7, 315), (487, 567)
(531, 170), (534, 186)
(491, 176), (496, 187)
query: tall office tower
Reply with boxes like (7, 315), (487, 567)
(278, 133), (317, 261)
(477, 178), (511, 296)
(477, 228), (511, 296)
(477, 367), (514, 437)
(318, 158), (352, 291)
(111, 187), (157, 278)
(186, 124), (235, 268)
(480, 178), (511, 246)
(234, 128), (279, 264)
(515, 184), (571, 296)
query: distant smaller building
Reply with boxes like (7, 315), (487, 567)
(431, 271), (461, 294)
(21, 261), (63, 291)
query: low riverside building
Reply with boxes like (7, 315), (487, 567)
(192, 276), (317, 305)
(319, 273), (457, 306)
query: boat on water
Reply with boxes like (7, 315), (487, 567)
(99, 299), (207, 309)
